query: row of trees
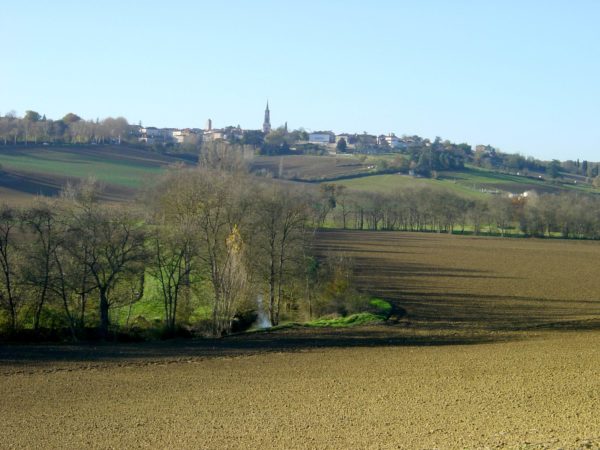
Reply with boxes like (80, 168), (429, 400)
(323, 184), (600, 239)
(0, 168), (342, 339)
(0, 111), (131, 145)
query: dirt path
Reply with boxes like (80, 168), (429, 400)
(2, 330), (600, 449)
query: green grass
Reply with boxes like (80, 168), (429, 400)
(111, 274), (212, 327)
(261, 312), (386, 331)
(453, 166), (597, 194)
(331, 173), (485, 198)
(305, 312), (386, 327)
(253, 298), (393, 331)
(369, 298), (392, 318)
(329, 166), (599, 198)
(0, 147), (169, 188)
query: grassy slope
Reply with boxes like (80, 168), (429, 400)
(328, 165), (598, 198)
(2, 149), (595, 203)
(331, 173), (484, 198)
(250, 154), (369, 180)
(0, 146), (183, 202)
(454, 165), (596, 194)
(0, 147), (170, 187)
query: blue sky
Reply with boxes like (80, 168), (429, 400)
(1, 1), (599, 161)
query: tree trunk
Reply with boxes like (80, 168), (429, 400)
(269, 252), (277, 326)
(99, 287), (110, 339)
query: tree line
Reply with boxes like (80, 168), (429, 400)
(0, 111), (131, 146)
(323, 184), (600, 239)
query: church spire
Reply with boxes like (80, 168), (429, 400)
(263, 101), (271, 134)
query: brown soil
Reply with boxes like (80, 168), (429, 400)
(2, 231), (600, 449)
(315, 230), (600, 330)
(250, 155), (367, 180)
(1, 329), (600, 449)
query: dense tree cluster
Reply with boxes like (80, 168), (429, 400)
(0, 170), (323, 339)
(408, 137), (471, 176)
(0, 163), (380, 339)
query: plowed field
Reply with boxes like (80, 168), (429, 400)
(2, 231), (600, 449)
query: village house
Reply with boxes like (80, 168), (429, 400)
(309, 132), (335, 144)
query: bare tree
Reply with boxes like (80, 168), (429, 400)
(20, 199), (62, 331)
(148, 221), (196, 334)
(0, 206), (22, 332)
(151, 167), (252, 335)
(69, 204), (147, 338)
(200, 141), (249, 173)
(251, 184), (309, 326)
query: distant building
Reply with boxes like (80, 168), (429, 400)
(263, 102), (271, 134)
(202, 125), (243, 143)
(139, 127), (169, 144)
(171, 128), (201, 145)
(203, 129), (227, 142)
(382, 133), (406, 149)
(309, 132), (335, 144)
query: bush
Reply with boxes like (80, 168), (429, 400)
(368, 298), (392, 319)
(307, 312), (385, 328)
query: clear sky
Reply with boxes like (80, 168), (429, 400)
(1, 1), (599, 161)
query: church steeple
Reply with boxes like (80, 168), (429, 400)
(263, 101), (271, 134)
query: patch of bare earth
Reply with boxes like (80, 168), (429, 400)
(1, 330), (600, 449)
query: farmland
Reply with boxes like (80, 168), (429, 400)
(249, 154), (369, 180)
(331, 172), (485, 198)
(1, 147), (597, 206)
(250, 154), (599, 199)
(314, 230), (600, 329)
(2, 231), (600, 448)
(331, 166), (598, 198)
(0, 146), (186, 203)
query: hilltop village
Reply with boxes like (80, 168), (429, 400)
(137, 102), (446, 154)
(1, 105), (599, 182)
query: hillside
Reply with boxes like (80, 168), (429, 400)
(249, 154), (370, 180)
(330, 165), (597, 199)
(249, 154), (598, 198)
(1, 148), (598, 206)
(0, 145), (189, 203)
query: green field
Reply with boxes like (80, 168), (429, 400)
(0, 146), (178, 189)
(329, 166), (598, 198)
(448, 165), (596, 194)
(331, 172), (484, 198)
(2, 148), (597, 207)
(0, 145), (192, 205)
